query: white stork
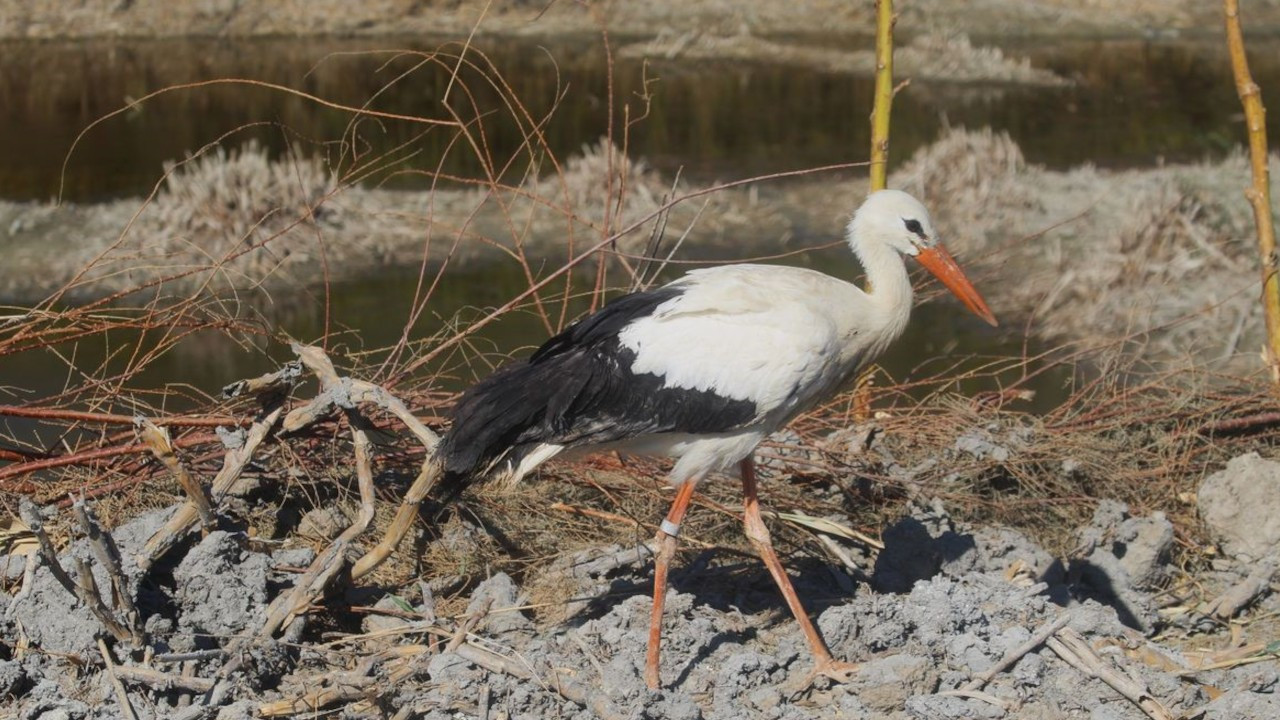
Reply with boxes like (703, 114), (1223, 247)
(434, 189), (997, 689)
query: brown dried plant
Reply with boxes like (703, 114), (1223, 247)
(2, 30), (1278, 630)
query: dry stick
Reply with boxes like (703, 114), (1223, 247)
(1046, 629), (1176, 720)
(74, 557), (134, 645)
(17, 498), (78, 597)
(350, 455), (442, 581)
(72, 498), (143, 644)
(191, 347), (409, 716)
(139, 403), (283, 570)
(220, 360), (302, 400)
(137, 420), (215, 532)
(478, 682), (492, 720)
(152, 649), (227, 664)
(4, 553), (37, 620)
(280, 344), (438, 448)
(0, 433), (221, 489)
(1178, 642), (1280, 675)
(17, 497), (136, 650)
(264, 402), (379, 636)
(1203, 561), (1276, 619)
(258, 673), (377, 717)
(446, 597), (493, 653)
(451, 642), (628, 720)
(1198, 411), (1280, 435)
(261, 635), (625, 720)
(98, 638), (140, 720)
(0, 404), (244, 428)
(274, 343), (425, 583)
(960, 611), (1073, 691)
(1224, 0), (1280, 384)
(258, 645), (425, 717)
(112, 665), (215, 694)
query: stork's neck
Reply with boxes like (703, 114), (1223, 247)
(848, 223), (913, 345)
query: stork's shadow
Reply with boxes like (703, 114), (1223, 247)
(565, 514), (982, 631)
(566, 546), (861, 629)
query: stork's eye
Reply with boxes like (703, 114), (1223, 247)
(903, 218), (925, 238)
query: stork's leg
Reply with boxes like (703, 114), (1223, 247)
(739, 457), (859, 683)
(645, 479), (698, 690)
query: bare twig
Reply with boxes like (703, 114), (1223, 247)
(221, 361), (302, 400)
(113, 665), (215, 694)
(350, 456), (443, 581)
(72, 498), (143, 644)
(478, 682), (492, 720)
(962, 612), (1073, 691)
(17, 499), (78, 597)
(1199, 411), (1280, 435)
(263, 392), (380, 636)
(1046, 628), (1175, 720)
(0, 405), (244, 428)
(1202, 561), (1275, 619)
(99, 638), (139, 720)
(137, 419), (215, 532)
(74, 557), (134, 645)
(447, 597), (493, 653)
(140, 403), (283, 570)
(1178, 642), (1280, 675)
(282, 344), (439, 449)
(0, 433), (220, 490)
(152, 649), (228, 665)
(4, 552), (37, 619)
(935, 687), (1012, 710)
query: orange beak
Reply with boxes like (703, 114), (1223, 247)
(915, 246), (998, 327)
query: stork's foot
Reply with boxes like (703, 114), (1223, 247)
(811, 658), (860, 683)
(783, 658), (861, 694)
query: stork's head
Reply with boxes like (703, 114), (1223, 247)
(852, 189), (998, 327)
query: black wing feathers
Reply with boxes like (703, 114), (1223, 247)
(437, 284), (756, 482)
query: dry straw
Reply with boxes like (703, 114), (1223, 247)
(2, 19), (1280, 720)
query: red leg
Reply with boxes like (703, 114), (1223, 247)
(740, 457), (859, 683)
(645, 479), (698, 690)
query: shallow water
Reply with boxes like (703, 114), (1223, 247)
(0, 36), (1274, 201)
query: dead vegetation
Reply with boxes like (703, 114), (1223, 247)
(3, 28), (1280, 720)
(620, 30), (1068, 86)
(4, 333), (1280, 718)
(890, 125), (1280, 373)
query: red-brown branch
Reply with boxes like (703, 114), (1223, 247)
(0, 405), (244, 428)
(0, 432), (221, 488)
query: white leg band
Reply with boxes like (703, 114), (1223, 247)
(660, 519), (681, 537)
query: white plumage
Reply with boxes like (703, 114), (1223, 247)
(434, 188), (997, 689)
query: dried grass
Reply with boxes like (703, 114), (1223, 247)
(893, 126), (1278, 372)
(3, 32), (1280, 661)
(143, 141), (338, 273)
(619, 30), (1067, 86)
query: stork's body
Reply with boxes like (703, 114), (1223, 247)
(435, 190), (996, 688)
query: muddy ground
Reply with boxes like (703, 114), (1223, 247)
(5, 423), (1280, 719)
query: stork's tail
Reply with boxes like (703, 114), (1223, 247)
(435, 359), (576, 488)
